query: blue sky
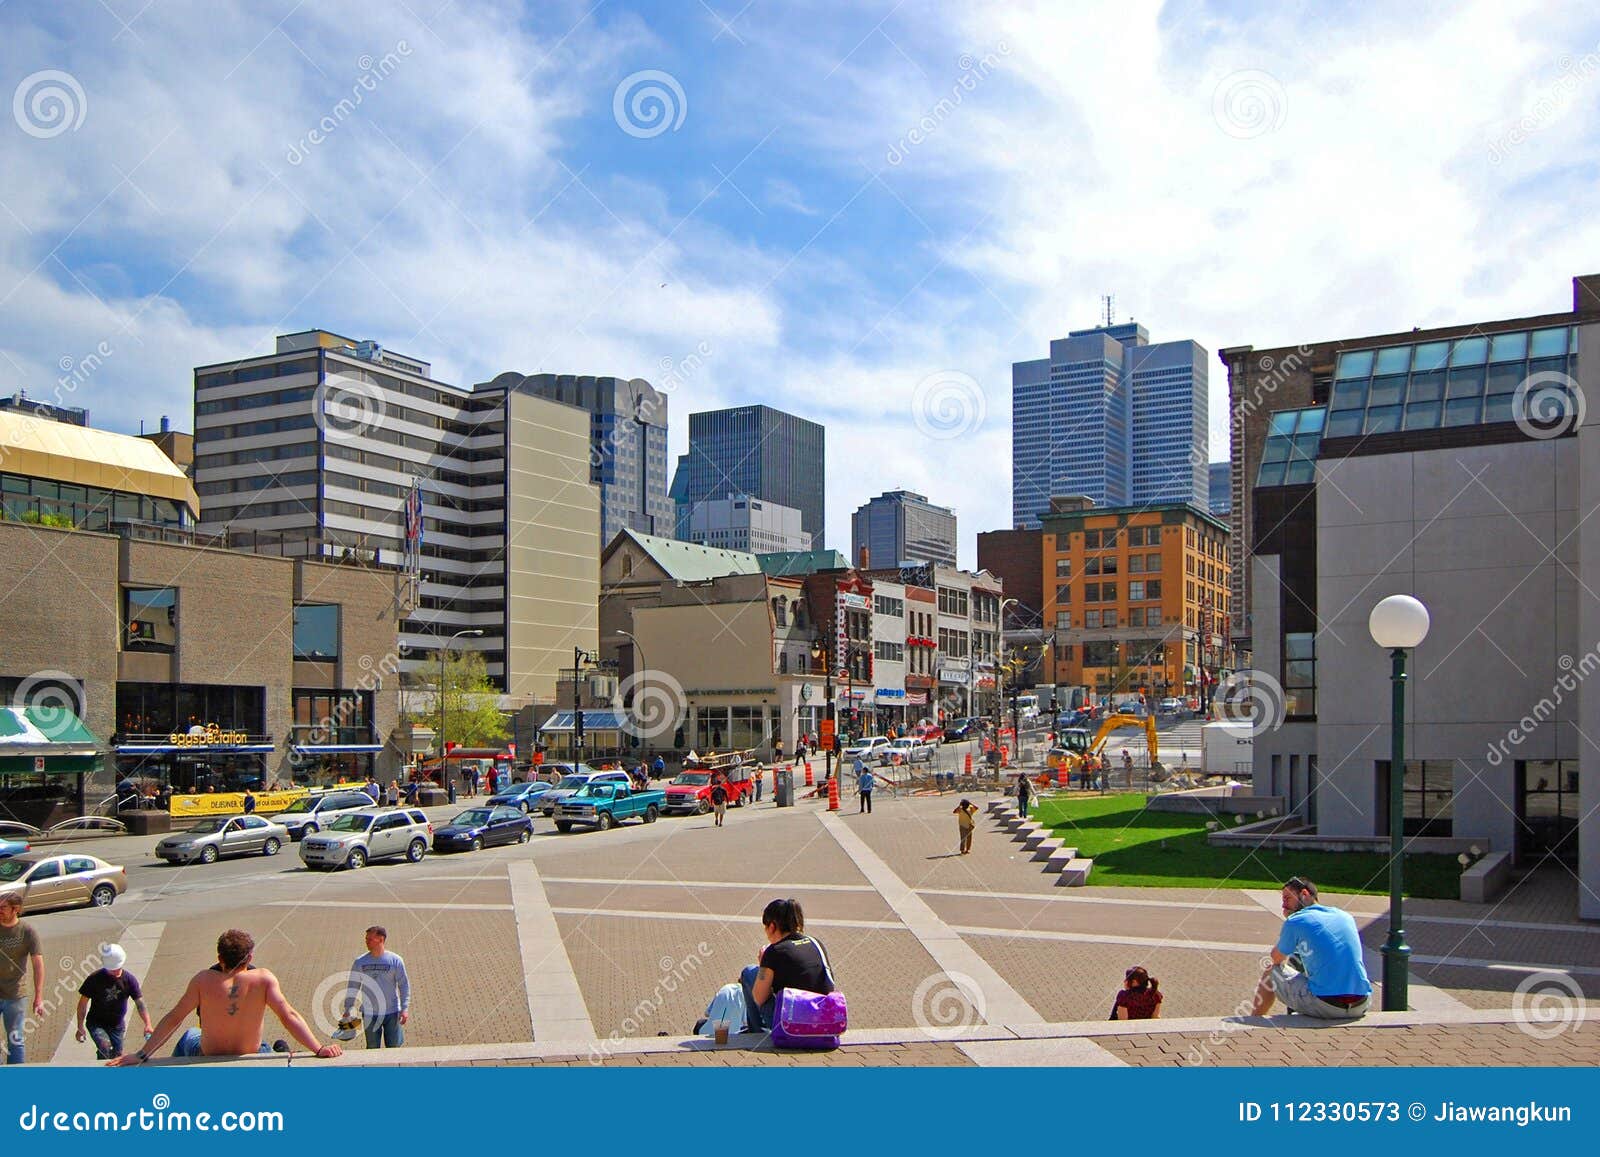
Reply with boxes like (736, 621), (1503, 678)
(3, 0), (1599, 564)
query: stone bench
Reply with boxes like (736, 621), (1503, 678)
(1042, 847), (1082, 873)
(1031, 839), (1071, 862)
(1460, 850), (1511, 904)
(1021, 830), (1054, 852)
(1055, 858), (1094, 886)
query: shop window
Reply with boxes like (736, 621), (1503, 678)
(124, 588), (177, 653)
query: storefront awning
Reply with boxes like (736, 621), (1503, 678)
(0, 706), (103, 774)
(291, 744), (385, 754)
(117, 743), (276, 754)
(539, 710), (628, 733)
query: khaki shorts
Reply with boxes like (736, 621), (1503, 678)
(1270, 965), (1370, 1019)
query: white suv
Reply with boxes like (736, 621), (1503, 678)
(880, 737), (935, 765)
(842, 736), (891, 761)
(271, 790), (377, 841)
(299, 809), (433, 870)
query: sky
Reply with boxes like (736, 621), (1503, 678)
(3, 0), (1599, 567)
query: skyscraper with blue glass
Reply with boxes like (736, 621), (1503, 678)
(673, 405), (826, 549)
(1012, 323), (1208, 527)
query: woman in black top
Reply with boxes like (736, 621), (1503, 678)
(739, 899), (835, 1033)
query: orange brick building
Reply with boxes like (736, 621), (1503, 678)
(1040, 498), (1230, 702)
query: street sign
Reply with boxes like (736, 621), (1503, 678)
(819, 719), (836, 746)
(33, 757), (45, 773)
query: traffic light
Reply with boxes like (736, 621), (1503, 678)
(574, 709), (585, 745)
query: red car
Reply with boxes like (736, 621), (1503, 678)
(911, 722), (943, 743)
(662, 768), (753, 814)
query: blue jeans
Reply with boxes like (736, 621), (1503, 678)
(1, 997), (25, 1065)
(87, 1024), (125, 1059)
(173, 1028), (272, 1057)
(365, 1012), (404, 1049)
(739, 965), (774, 1033)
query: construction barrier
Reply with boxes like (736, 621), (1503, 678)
(805, 762), (814, 787)
(827, 776), (840, 811)
(964, 752), (973, 775)
(1058, 765), (1069, 787)
(1001, 744), (1010, 768)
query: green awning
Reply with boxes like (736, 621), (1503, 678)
(0, 706), (103, 775)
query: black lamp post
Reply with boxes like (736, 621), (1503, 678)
(811, 638), (834, 782)
(573, 646), (595, 766)
(1368, 594), (1430, 1012)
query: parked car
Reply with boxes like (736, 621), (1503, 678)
(433, 806), (533, 852)
(662, 769), (753, 815)
(0, 852), (125, 911)
(271, 789), (378, 841)
(911, 721), (944, 743)
(538, 769), (631, 816)
(842, 736), (892, 762)
(155, 815), (288, 864)
(486, 780), (554, 814)
(941, 718), (978, 743)
(299, 809), (433, 870)
(553, 782), (665, 832)
(880, 737), (935, 766)
(0, 838), (29, 860)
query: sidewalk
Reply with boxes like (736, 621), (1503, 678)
(152, 1006), (1596, 1068)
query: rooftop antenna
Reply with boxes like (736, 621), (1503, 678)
(1101, 294), (1115, 328)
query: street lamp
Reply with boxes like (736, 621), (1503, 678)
(810, 638), (834, 782)
(1368, 593), (1430, 1012)
(439, 628), (484, 803)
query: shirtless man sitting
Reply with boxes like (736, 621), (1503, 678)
(109, 929), (341, 1065)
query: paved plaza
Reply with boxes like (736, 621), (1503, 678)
(17, 786), (1598, 1067)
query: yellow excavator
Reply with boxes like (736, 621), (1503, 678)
(1044, 712), (1161, 780)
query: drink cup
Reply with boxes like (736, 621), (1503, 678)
(714, 1021), (730, 1045)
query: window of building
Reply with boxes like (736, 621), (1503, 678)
(124, 588), (177, 653)
(1082, 583), (1098, 603)
(1084, 611), (1100, 630)
(1128, 581), (1145, 601)
(937, 587), (969, 616)
(874, 641), (904, 662)
(1084, 530), (1100, 549)
(1054, 611), (1071, 629)
(1055, 582), (1072, 604)
(1126, 527), (1143, 547)
(1128, 555), (1144, 574)
(1518, 760), (1579, 864)
(778, 652), (788, 674)
(1101, 610), (1118, 628)
(1101, 555), (1119, 575)
(1084, 556), (1100, 577)
(1145, 580), (1161, 600)
(1145, 553), (1161, 571)
(1381, 759), (1453, 837)
(1083, 640), (1118, 667)
(292, 605), (340, 661)
(1283, 631), (1315, 715)
(1127, 608), (1144, 628)
(1055, 558), (1071, 577)
(1100, 582), (1116, 602)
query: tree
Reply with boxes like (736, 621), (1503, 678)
(406, 650), (510, 752)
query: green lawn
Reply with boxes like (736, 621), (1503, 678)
(1032, 794), (1461, 899)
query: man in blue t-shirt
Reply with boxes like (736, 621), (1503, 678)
(1252, 876), (1372, 1019)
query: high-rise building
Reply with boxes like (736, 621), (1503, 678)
(191, 331), (600, 699)
(851, 489), (957, 568)
(674, 405), (825, 548)
(484, 373), (670, 546)
(1208, 461), (1231, 516)
(1013, 323), (1208, 527)
(686, 494), (809, 553)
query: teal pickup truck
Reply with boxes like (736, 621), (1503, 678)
(552, 782), (665, 832)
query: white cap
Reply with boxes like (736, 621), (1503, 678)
(101, 944), (127, 970)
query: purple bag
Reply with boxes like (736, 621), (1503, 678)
(771, 988), (848, 1049)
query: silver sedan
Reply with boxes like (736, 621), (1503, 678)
(155, 815), (288, 865)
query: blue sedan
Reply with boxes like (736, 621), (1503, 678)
(486, 781), (553, 814)
(433, 807), (533, 853)
(0, 838), (29, 860)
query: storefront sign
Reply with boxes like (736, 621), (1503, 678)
(938, 668), (970, 685)
(840, 592), (870, 610)
(167, 723), (250, 747)
(905, 692), (928, 706)
(170, 788), (309, 817)
(875, 688), (906, 701)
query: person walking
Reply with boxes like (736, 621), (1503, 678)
(0, 894), (44, 1065)
(710, 777), (729, 827)
(1016, 771), (1032, 818)
(75, 944), (154, 1059)
(345, 926), (410, 1050)
(856, 760), (874, 814)
(773, 737), (784, 765)
(242, 787), (257, 815)
(652, 754), (666, 780)
(1250, 876), (1372, 1019)
(954, 798), (978, 855)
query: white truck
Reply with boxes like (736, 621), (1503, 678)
(1202, 722), (1254, 779)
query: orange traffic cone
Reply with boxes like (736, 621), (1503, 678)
(827, 775), (840, 811)
(1058, 765), (1068, 787)
(1001, 744), (1010, 767)
(964, 752), (973, 775)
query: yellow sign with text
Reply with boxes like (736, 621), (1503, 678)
(169, 789), (309, 818)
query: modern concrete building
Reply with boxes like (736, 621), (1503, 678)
(1208, 461), (1231, 516)
(672, 405), (826, 548)
(1243, 273), (1600, 919)
(851, 489), (957, 568)
(0, 388), (88, 427)
(484, 372), (671, 545)
(1013, 323), (1208, 527)
(191, 331), (600, 699)
(0, 410), (197, 529)
(686, 494), (809, 553)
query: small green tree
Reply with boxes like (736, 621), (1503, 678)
(407, 649), (510, 751)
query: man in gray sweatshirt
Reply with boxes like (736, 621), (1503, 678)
(345, 926), (411, 1049)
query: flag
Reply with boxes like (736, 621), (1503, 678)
(404, 479), (424, 567)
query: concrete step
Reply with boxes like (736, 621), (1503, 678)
(1043, 847), (1081, 873)
(1022, 831), (1054, 851)
(1055, 858), (1095, 886)
(1030, 839), (1066, 861)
